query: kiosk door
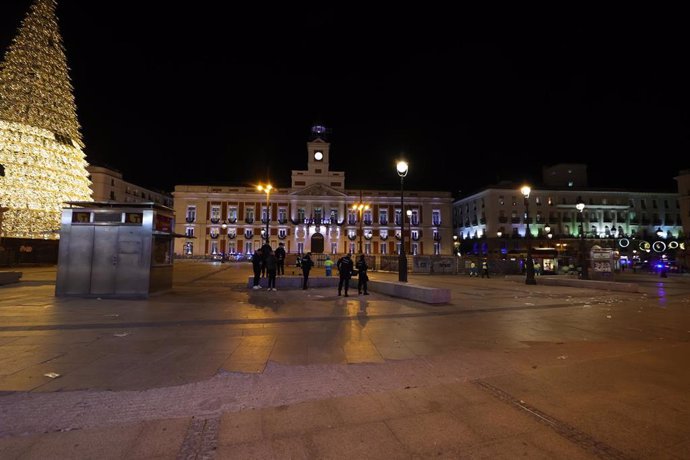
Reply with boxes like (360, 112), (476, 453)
(90, 226), (119, 295)
(90, 227), (147, 295)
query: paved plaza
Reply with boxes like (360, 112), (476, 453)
(0, 262), (689, 459)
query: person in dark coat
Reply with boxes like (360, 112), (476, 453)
(274, 242), (286, 275)
(260, 242), (272, 277)
(265, 249), (278, 290)
(300, 252), (314, 289)
(356, 254), (369, 295)
(251, 249), (263, 289)
(337, 253), (354, 296)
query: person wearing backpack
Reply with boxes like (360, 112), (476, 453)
(301, 252), (314, 290)
(274, 242), (286, 275)
(336, 253), (354, 296)
(356, 254), (369, 295)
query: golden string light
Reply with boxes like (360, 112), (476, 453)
(0, 0), (92, 239)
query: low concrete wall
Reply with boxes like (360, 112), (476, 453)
(505, 275), (639, 293)
(0, 271), (22, 285)
(367, 280), (451, 304)
(246, 276), (451, 304)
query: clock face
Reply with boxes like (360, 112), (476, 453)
(314, 151), (323, 161)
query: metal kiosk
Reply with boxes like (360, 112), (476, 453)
(56, 202), (175, 298)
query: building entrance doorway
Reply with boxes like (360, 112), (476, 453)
(311, 233), (324, 253)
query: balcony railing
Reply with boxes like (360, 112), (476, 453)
(185, 216), (195, 223)
(227, 217), (237, 224)
(245, 217), (254, 224)
(380, 219), (388, 225)
(210, 217), (220, 224)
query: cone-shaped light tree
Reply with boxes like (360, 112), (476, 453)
(0, 0), (92, 240)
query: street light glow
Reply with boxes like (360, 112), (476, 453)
(397, 160), (409, 282)
(396, 160), (409, 176)
(257, 183), (273, 245)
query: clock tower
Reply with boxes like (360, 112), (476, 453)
(291, 125), (345, 190)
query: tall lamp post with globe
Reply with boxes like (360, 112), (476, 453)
(576, 196), (589, 279)
(521, 185), (536, 285)
(397, 160), (409, 282)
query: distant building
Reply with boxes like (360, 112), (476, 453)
(675, 169), (690, 268)
(87, 165), (173, 208)
(173, 126), (453, 258)
(453, 164), (685, 271)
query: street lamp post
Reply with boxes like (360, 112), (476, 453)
(521, 185), (536, 285)
(220, 223), (228, 262)
(353, 202), (369, 254)
(576, 196), (589, 279)
(397, 160), (409, 282)
(257, 184), (273, 245)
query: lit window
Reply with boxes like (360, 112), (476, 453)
(432, 210), (441, 225)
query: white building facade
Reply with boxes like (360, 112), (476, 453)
(173, 130), (453, 258)
(87, 165), (173, 208)
(453, 181), (685, 271)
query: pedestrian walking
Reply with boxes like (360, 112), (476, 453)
(324, 255), (334, 276)
(337, 253), (354, 296)
(265, 249), (278, 290)
(481, 259), (490, 278)
(251, 248), (262, 289)
(469, 261), (477, 277)
(274, 242), (286, 275)
(356, 254), (369, 295)
(301, 252), (314, 289)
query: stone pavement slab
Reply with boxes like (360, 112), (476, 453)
(0, 263), (689, 459)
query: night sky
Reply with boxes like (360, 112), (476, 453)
(1, 2), (689, 197)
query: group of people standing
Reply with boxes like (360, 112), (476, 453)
(335, 253), (369, 297)
(250, 247), (369, 295)
(250, 242), (286, 291)
(468, 259), (490, 278)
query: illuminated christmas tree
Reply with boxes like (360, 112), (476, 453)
(0, 0), (91, 240)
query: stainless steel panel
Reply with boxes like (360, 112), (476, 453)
(56, 221), (95, 296)
(90, 226), (119, 295)
(115, 227), (149, 295)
